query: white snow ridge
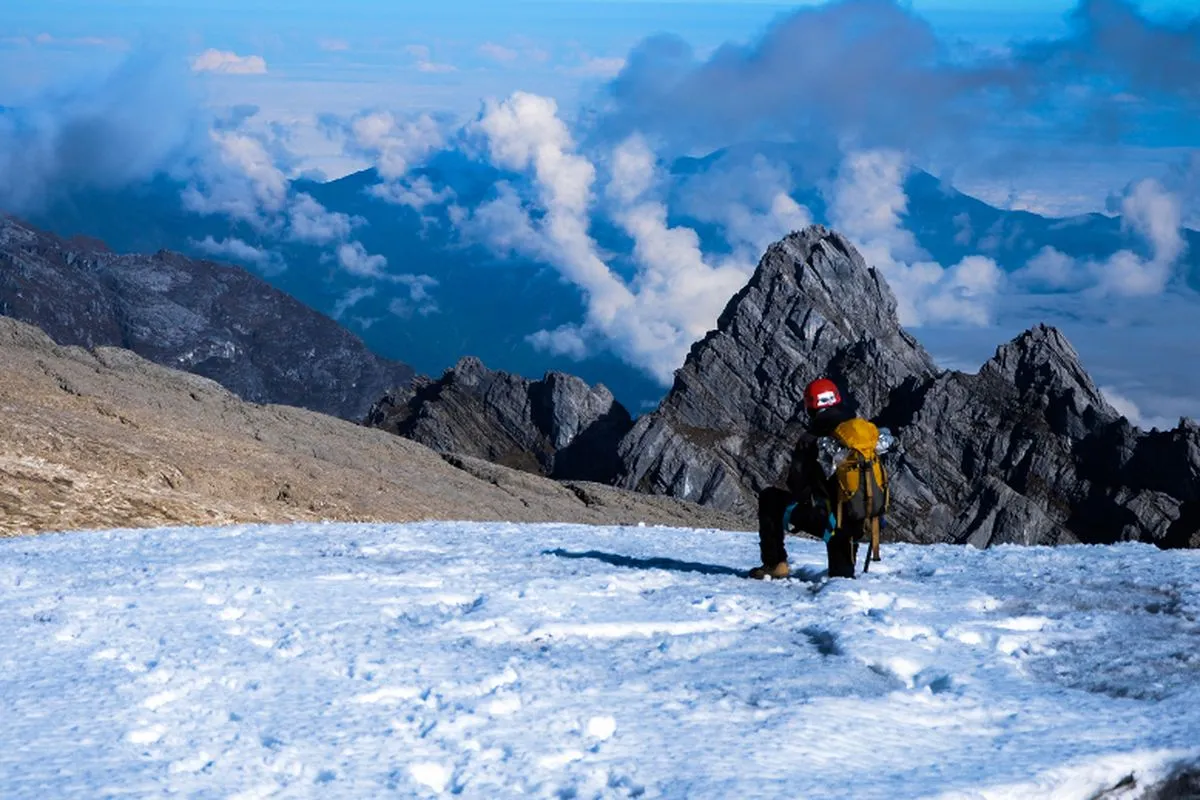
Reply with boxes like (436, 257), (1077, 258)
(2, 521), (1199, 798)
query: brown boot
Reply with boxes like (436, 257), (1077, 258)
(748, 561), (790, 580)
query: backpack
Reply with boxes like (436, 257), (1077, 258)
(817, 418), (892, 572)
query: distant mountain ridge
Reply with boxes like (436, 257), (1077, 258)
(0, 216), (415, 420)
(25, 143), (1200, 414)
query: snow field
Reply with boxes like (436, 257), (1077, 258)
(1, 521), (1198, 798)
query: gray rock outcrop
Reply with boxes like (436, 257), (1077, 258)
(893, 326), (1199, 547)
(0, 216), (414, 420)
(365, 356), (633, 483)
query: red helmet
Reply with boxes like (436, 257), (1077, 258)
(803, 378), (842, 412)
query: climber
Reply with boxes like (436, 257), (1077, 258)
(749, 377), (891, 580)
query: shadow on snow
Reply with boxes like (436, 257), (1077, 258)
(543, 549), (746, 577)
(543, 549), (826, 584)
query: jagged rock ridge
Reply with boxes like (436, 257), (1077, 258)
(607, 225), (1198, 548)
(365, 356), (633, 483)
(0, 216), (414, 420)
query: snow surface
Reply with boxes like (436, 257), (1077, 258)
(2, 521), (1199, 799)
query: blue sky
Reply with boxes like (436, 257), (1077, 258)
(0, 1), (1155, 113)
(4, 0), (1196, 186)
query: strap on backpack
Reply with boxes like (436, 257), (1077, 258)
(862, 463), (876, 573)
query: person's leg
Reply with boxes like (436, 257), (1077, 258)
(826, 531), (856, 579)
(755, 487), (794, 573)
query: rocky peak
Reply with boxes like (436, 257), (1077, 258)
(366, 357), (633, 483)
(532, 372), (622, 451)
(980, 323), (1119, 438)
(669, 226), (937, 429)
(615, 225), (939, 513)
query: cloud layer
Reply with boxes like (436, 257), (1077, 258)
(190, 49), (268, 75)
(828, 150), (1003, 327)
(0, 51), (203, 213)
(596, 0), (1200, 175)
(1015, 178), (1188, 296)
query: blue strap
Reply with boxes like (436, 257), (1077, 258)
(783, 502), (797, 533)
(822, 512), (837, 543)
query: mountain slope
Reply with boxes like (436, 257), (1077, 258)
(0, 316), (749, 536)
(0, 216), (415, 420)
(29, 143), (1200, 415)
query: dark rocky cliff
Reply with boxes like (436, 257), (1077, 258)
(365, 356), (633, 483)
(610, 225), (1197, 548)
(0, 216), (414, 420)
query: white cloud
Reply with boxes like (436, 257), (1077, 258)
(182, 130), (289, 226)
(953, 212), (973, 246)
(1095, 178), (1185, 296)
(606, 133), (657, 206)
(351, 111), (444, 181)
(564, 55), (626, 78)
(388, 274), (440, 317)
(921, 255), (1004, 327)
(0, 49), (202, 214)
(673, 152), (814, 260)
(608, 194), (754, 379)
(1166, 152), (1200, 230)
(405, 44), (456, 74)
(190, 49), (268, 75)
(332, 287), (376, 320)
(7, 33), (128, 49)
(1019, 246), (1082, 290)
(526, 326), (590, 360)
(473, 92), (632, 326)
(477, 40), (551, 66)
(828, 149), (1002, 327)
(455, 182), (546, 259)
(336, 241), (388, 279)
(1014, 179), (1186, 297)
(287, 193), (359, 245)
(1100, 385), (1177, 431)
(1091, 249), (1170, 297)
(466, 94), (758, 384)
(369, 176), (455, 210)
(478, 43), (519, 63)
(318, 38), (350, 52)
(191, 236), (284, 274)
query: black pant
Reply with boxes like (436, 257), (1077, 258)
(757, 487), (857, 579)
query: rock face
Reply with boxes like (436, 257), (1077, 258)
(0, 216), (414, 420)
(615, 225), (1199, 548)
(615, 226), (939, 512)
(365, 356), (634, 483)
(888, 325), (1199, 548)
